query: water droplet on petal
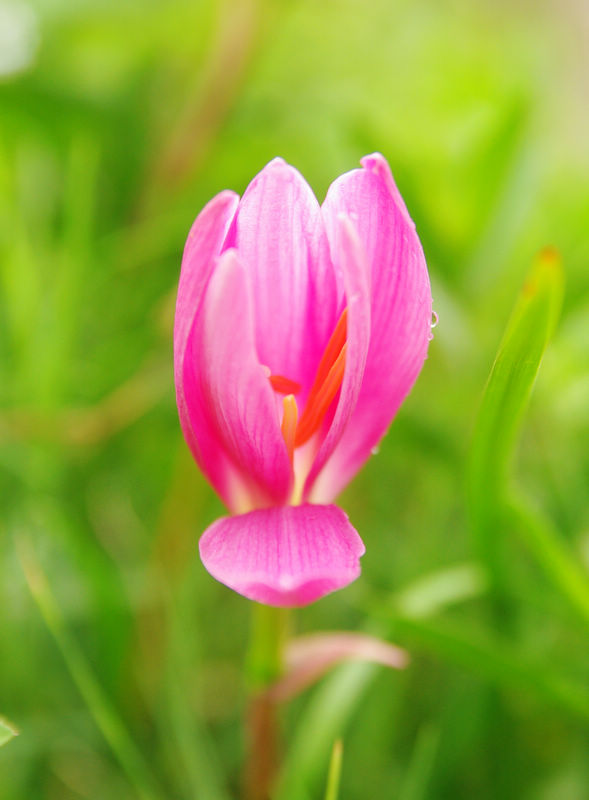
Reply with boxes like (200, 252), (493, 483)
(431, 310), (439, 329)
(371, 445), (380, 456)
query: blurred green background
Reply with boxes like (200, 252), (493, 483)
(1, 0), (588, 798)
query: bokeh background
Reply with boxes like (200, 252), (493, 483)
(1, 0), (588, 798)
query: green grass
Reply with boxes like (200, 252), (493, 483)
(1, 0), (589, 798)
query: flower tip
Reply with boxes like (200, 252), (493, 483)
(182, 190), (240, 255)
(359, 152), (416, 230)
(216, 188), (241, 202)
(359, 152), (387, 172)
(266, 156), (288, 169)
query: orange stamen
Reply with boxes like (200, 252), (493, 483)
(281, 394), (298, 463)
(269, 374), (302, 395)
(309, 309), (347, 395)
(268, 308), (348, 454)
(295, 343), (347, 447)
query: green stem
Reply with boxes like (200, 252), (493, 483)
(245, 604), (290, 800)
(246, 603), (290, 689)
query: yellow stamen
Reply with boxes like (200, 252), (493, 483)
(281, 394), (298, 463)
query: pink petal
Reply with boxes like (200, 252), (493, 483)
(312, 153), (432, 501)
(303, 215), (371, 497)
(191, 249), (293, 509)
(174, 191), (247, 507)
(199, 504), (365, 606)
(268, 632), (408, 701)
(229, 158), (341, 399)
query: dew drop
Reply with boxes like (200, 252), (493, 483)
(431, 310), (439, 329)
(371, 445), (380, 456)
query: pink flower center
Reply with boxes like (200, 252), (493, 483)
(269, 308), (348, 461)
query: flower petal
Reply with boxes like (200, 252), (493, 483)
(199, 504), (365, 606)
(174, 191), (244, 506)
(191, 248), (293, 509)
(268, 633), (408, 701)
(303, 215), (371, 497)
(312, 153), (432, 501)
(230, 157), (341, 399)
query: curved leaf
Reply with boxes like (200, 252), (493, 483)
(468, 248), (563, 599)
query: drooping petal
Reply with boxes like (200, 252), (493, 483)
(190, 248), (293, 508)
(229, 158), (341, 399)
(268, 633), (408, 701)
(199, 504), (365, 606)
(312, 153), (432, 501)
(303, 215), (371, 497)
(174, 191), (244, 506)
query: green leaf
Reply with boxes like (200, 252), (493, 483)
(508, 498), (589, 628)
(389, 615), (589, 723)
(0, 716), (18, 748)
(467, 248), (589, 627)
(368, 585), (589, 726)
(323, 739), (343, 800)
(468, 248), (564, 599)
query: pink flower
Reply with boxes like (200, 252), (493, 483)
(174, 154), (431, 607)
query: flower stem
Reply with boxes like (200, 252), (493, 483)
(245, 604), (290, 800)
(247, 604), (289, 687)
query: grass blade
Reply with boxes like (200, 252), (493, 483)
(277, 661), (376, 800)
(509, 498), (589, 627)
(393, 563), (487, 619)
(389, 614), (589, 722)
(17, 535), (166, 800)
(161, 582), (232, 800)
(323, 739), (343, 800)
(0, 716), (18, 748)
(398, 724), (439, 800)
(277, 565), (487, 800)
(468, 247), (564, 605)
